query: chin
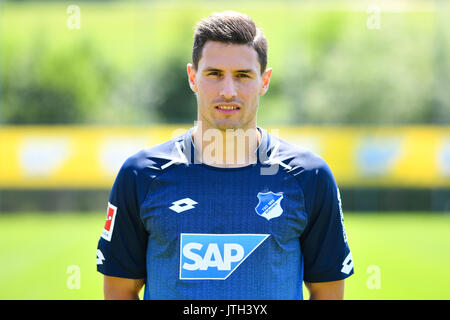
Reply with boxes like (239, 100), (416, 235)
(214, 121), (242, 131)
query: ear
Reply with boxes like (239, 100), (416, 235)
(259, 67), (272, 96)
(187, 63), (198, 93)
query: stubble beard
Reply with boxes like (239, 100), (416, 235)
(198, 105), (257, 133)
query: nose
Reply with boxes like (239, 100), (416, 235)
(219, 75), (237, 100)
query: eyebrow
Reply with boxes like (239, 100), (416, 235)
(235, 69), (256, 74)
(203, 68), (222, 73)
(203, 67), (256, 74)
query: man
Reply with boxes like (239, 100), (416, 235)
(96, 11), (353, 300)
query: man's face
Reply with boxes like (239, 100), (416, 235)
(187, 41), (272, 131)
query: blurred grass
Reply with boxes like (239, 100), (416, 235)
(0, 212), (449, 299)
(0, 213), (103, 299)
(343, 213), (450, 299)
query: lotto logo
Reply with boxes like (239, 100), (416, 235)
(179, 234), (270, 280)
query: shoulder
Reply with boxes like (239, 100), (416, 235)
(266, 133), (340, 218)
(110, 133), (190, 204)
(265, 133), (332, 178)
(118, 132), (188, 178)
(264, 132), (338, 205)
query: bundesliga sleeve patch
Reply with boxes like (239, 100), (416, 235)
(101, 202), (117, 242)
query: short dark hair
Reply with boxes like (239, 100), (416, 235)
(192, 11), (268, 74)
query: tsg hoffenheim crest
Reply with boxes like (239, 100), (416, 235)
(255, 192), (284, 221)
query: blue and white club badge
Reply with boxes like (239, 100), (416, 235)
(255, 191), (284, 221)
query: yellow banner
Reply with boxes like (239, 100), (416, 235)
(0, 125), (449, 188)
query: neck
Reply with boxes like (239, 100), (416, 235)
(192, 124), (261, 168)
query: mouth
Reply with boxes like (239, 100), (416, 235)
(214, 104), (241, 114)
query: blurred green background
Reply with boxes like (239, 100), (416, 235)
(2, 0), (449, 125)
(0, 0), (449, 300)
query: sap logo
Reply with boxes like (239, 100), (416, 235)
(179, 234), (269, 280)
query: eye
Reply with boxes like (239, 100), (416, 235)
(236, 73), (250, 78)
(207, 71), (221, 77)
